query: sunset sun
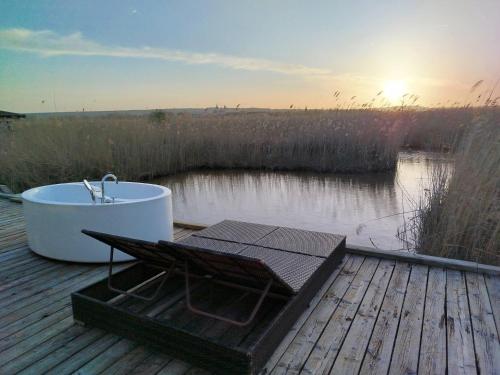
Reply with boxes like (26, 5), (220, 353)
(383, 80), (407, 104)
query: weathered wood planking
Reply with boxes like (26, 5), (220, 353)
(259, 254), (352, 374)
(271, 255), (364, 374)
(419, 267), (447, 374)
(388, 264), (428, 375)
(466, 272), (500, 375)
(300, 257), (381, 374)
(0, 199), (499, 374)
(446, 269), (477, 375)
(359, 261), (411, 374)
(329, 259), (395, 375)
(485, 273), (500, 338)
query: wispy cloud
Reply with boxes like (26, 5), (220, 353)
(0, 27), (471, 102)
(0, 28), (331, 76)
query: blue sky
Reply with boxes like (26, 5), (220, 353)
(1, 0), (499, 112)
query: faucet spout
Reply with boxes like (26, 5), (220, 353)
(100, 173), (118, 203)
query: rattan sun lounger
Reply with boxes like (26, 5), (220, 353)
(74, 220), (346, 374)
(84, 229), (285, 326)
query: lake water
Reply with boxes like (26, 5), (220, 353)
(156, 152), (450, 251)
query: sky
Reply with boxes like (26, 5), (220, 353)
(1, 0), (499, 113)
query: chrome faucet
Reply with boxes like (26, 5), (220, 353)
(83, 179), (99, 203)
(100, 173), (118, 203)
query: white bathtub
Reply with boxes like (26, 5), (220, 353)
(22, 182), (173, 263)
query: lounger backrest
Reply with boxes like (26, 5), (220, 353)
(82, 230), (174, 269)
(157, 240), (295, 294)
(82, 229), (295, 294)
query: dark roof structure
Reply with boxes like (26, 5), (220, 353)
(0, 110), (26, 119)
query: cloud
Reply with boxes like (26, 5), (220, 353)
(0, 28), (331, 76)
(0, 27), (471, 103)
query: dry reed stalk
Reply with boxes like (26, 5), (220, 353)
(400, 110), (499, 265)
(0, 110), (404, 192)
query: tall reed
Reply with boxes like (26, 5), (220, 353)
(0, 110), (403, 192)
(400, 111), (499, 265)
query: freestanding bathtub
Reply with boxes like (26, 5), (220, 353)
(22, 182), (173, 263)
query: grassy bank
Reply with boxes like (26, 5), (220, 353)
(0, 110), (404, 192)
(400, 110), (499, 265)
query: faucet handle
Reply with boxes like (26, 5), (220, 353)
(83, 179), (100, 192)
(83, 179), (93, 191)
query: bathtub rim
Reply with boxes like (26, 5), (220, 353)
(22, 181), (171, 207)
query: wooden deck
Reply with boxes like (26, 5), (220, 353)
(0, 198), (499, 374)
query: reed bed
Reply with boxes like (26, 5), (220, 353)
(402, 107), (475, 151)
(0, 110), (403, 192)
(400, 110), (499, 265)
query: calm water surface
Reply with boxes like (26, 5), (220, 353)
(156, 152), (450, 250)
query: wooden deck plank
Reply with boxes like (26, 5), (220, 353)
(0, 263), (86, 300)
(0, 267), (107, 322)
(0, 305), (72, 352)
(388, 264), (428, 375)
(0, 246), (34, 263)
(270, 255), (365, 374)
(70, 338), (139, 374)
(0, 245), (30, 261)
(446, 269), (477, 375)
(466, 272), (500, 375)
(100, 345), (152, 375)
(329, 259), (395, 375)
(0, 254), (47, 276)
(0, 262), (61, 289)
(0, 234), (27, 246)
(261, 254), (352, 374)
(156, 359), (191, 375)
(485, 273), (500, 338)
(0, 264), (131, 357)
(359, 261), (411, 374)
(299, 257), (380, 374)
(17, 280), (184, 373)
(0, 260), (60, 288)
(129, 352), (173, 375)
(0, 261), (57, 284)
(16, 328), (106, 374)
(419, 267), (447, 375)
(45, 334), (121, 375)
(0, 317), (76, 372)
(0, 299), (72, 341)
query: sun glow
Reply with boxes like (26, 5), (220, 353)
(383, 80), (407, 104)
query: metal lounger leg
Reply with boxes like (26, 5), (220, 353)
(108, 246), (175, 301)
(184, 263), (273, 327)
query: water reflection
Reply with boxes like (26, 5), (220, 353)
(156, 152), (450, 250)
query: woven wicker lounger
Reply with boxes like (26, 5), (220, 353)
(75, 221), (346, 374)
(84, 229), (299, 326)
(83, 221), (334, 326)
